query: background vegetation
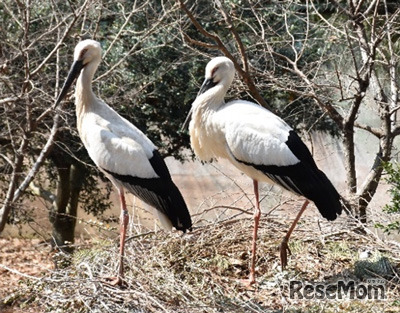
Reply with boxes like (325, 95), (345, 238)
(0, 0), (399, 312)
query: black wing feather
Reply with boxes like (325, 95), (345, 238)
(234, 131), (342, 221)
(103, 150), (192, 232)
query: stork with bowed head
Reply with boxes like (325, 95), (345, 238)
(185, 56), (342, 285)
(54, 39), (192, 285)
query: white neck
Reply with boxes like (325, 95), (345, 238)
(75, 60), (99, 114)
(193, 84), (227, 114)
(74, 60), (101, 136)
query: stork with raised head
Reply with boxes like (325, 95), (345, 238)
(54, 39), (192, 285)
(185, 56), (341, 285)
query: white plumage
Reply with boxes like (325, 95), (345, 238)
(80, 101), (159, 180)
(55, 39), (192, 285)
(187, 56), (341, 285)
(190, 59), (298, 169)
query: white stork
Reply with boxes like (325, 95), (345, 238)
(54, 39), (192, 285)
(185, 56), (341, 285)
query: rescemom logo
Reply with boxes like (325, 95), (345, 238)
(288, 279), (386, 300)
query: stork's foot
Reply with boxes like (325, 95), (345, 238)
(240, 277), (255, 287)
(239, 278), (256, 288)
(102, 276), (125, 287)
(238, 270), (256, 287)
(279, 239), (292, 269)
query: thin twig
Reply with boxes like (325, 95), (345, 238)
(0, 264), (40, 281)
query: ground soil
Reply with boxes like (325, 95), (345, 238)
(0, 238), (52, 313)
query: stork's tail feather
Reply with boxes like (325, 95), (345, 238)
(310, 169), (342, 221)
(102, 169), (192, 232)
(165, 183), (193, 232)
(124, 179), (193, 232)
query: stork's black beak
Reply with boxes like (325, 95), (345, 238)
(181, 77), (218, 131)
(53, 59), (84, 109)
(198, 77), (218, 96)
(181, 107), (193, 131)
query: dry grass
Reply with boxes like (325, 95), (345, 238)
(2, 204), (400, 313)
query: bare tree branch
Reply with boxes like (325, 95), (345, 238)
(178, 0), (272, 111)
(30, 0), (90, 77)
(215, 0), (249, 73)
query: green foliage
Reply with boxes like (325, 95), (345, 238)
(383, 161), (400, 214)
(0, 0), (199, 231)
(72, 1), (204, 160)
(182, 0), (340, 136)
(2, 0), (397, 237)
(375, 161), (400, 234)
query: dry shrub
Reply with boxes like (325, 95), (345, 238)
(2, 193), (400, 312)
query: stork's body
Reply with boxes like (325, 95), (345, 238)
(55, 40), (192, 285)
(187, 57), (341, 284)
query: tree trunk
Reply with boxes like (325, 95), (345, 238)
(50, 161), (85, 254)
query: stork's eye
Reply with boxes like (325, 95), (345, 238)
(79, 48), (88, 60)
(211, 67), (219, 77)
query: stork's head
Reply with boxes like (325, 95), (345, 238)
(198, 56), (235, 95)
(54, 39), (102, 108)
(73, 39), (102, 66)
(181, 56), (236, 130)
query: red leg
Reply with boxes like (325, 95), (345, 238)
(118, 188), (129, 278)
(107, 187), (129, 286)
(280, 200), (309, 269)
(243, 180), (261, 286)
